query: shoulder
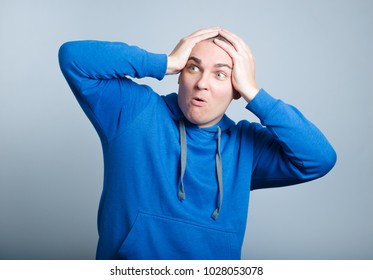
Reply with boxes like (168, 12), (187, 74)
(226, 119), (268, 143)
(234, 119), (261, 132)
(161, 93), (183, 120)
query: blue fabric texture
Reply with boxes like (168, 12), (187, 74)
(59, 41), (336, 259)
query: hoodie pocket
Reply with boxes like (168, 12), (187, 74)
(117, 211), (239, 260)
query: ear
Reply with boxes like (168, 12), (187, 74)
(233, 90), (241, 100)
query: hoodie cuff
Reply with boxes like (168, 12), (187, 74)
(145, 52), (168, 81)
(245, 89), (280, 124)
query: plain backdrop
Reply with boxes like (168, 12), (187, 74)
(0, 0), (372, 260)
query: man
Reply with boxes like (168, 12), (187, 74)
(58, 27), (336, 259)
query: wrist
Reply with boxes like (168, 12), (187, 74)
(166, 56), (179, 75)
(240, 86), (260, 103)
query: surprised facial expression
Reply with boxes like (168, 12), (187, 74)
(177, 40), (235, 128)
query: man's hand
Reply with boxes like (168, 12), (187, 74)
(166, 27), (221, 75)
(214, 29), (259, 102)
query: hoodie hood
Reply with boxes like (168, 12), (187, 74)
(163, 93), (235, 220)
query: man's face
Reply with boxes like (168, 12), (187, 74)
(178, 40), (235, 128)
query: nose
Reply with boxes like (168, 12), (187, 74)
(195, 72), (209, 91)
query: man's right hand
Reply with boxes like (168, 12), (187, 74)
(166, 27), (221, 75)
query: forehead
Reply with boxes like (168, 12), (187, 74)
(189, 41), (232, 67)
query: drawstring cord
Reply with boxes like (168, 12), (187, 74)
(212, 126), (223, 220)
(178, 117), (187, 201)
(178, 117), (223, 220)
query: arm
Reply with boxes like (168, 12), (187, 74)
(58, 41), (167, 141)
(58, 41), (167, 88)
(248, 89), (337, 189)
(215, 29), (336, 188)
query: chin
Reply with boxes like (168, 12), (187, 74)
(183, 109), (214, 127)
(190, 117), (214, 128)
(185, 115), (200, 125)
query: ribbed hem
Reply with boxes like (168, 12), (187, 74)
(145, 52), (168, 80)
(245, 88), (279, 124)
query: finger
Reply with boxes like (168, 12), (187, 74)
(187, 27), (221, 38)
(219, 29), (244, 45)
(192, 30), (220, 40)
(219, 30), (245, 52)
(173, 29), (219, 54)
(183, 27), (222, 44)
(188, 30), (220, 44)
(219, 29), (251, 55)
(214, 38), (256, 74)
(213, 38), (239, 61)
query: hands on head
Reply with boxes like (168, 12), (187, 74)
(167, 27), (259, 102)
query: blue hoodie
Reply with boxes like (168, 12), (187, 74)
(58, 40), (336, 260)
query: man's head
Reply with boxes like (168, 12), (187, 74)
(177, 36), (239, 128)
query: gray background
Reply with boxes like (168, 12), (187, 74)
(0, 0), (372, 260)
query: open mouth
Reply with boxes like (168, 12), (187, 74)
(194, 97), (205, 102)
(191, 97), (207, 106)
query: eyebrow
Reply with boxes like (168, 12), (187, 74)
(188, 56), (232, 70)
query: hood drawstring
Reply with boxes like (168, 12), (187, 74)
(178, 117), (224, 220)
(178, 117), (187, 201)
(211, 126), (223, 220)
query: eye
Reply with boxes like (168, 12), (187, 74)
(216, 72), (227, 80)
(188, 64), (199, 73)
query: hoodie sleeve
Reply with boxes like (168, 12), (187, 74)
(58, 40), (167, 142)
(246, 89), (337, 190)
